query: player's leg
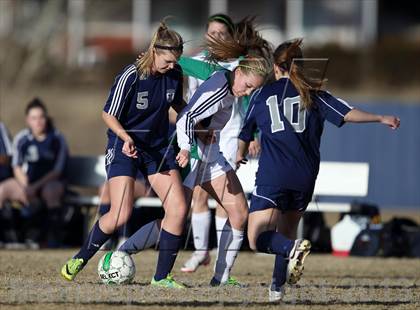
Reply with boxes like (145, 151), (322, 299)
(61, 175), (135, 281)
(40, 180), (65, 247)
(181, 185), (211, 272)
(115, 179), (149, 248)
(149, 168), (188, 288)
(215, 204), (228, 248)
(0, 178), (28, 244)
(201, 169), (248, 286)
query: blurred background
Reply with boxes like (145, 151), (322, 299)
(0, 0), (419, 211)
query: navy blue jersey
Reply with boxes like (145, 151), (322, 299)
(0, 122), (13, 181)
(103, 64), (183, 149)
(12, 128), (68, 183)
(239, 77), (352, 192)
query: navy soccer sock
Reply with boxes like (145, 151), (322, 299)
(153, 229), (182, 281)
(256, 230), (294, 256)
(74, 221), (111, 263)
(271, 254), (288, 291)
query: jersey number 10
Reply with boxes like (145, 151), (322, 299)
(266, 95), (306, 133)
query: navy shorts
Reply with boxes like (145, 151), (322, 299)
(105, 142), (177, 180)
(249, 185), (313, 214)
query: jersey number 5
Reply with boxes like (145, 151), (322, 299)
(136, 91), (148, 109)
(266, 95), (306, 133)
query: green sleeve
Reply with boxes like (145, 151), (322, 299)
(178, 56), (223, 80)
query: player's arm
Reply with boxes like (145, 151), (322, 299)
(237, 98), (258, 168)
(11, 132), (28, 186)
(103, 65), (138, 158)
(178, 56), (223, 80)
(344, 109), (400, 129)
(102, 112), (137, 158)
(176, 74), (229, 168)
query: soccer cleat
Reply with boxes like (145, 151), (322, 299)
(61, 258), (85, 281)
(287, 239), (311, 285)
(180, 251), (211, 273)
(151, 274), (185, 289)
(268, 286), (285, 302)
(210, 276), (244, 287)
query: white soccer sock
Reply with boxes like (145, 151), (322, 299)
(215, 215), (228, 248)
(214, 222), (244, 283)
(118, 220), (160, 254)
(191, 210), (211, 256)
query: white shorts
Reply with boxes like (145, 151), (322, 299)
(183, 154), (233, 189)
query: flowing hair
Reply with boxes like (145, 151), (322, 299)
(205, 16), (273, 79)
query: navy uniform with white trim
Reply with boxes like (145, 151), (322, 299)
(103, 63), (183, 179)
(239, 77), (353, 213)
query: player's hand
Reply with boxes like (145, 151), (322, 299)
(176, 149), (190, 168)
(122, 137), (138, 158)
(381, 115), (400, 130)
(248, 140), (261, 158)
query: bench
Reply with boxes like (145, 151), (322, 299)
(64, 156), (370, 238)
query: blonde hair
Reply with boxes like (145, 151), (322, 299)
(237, 57), (271, 80)
(273, 39), (325, 110)
(135, 20), (183, 78)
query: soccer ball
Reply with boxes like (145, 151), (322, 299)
(98, 251), (136, 285)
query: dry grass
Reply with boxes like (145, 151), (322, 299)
(0, 249), (419, 310)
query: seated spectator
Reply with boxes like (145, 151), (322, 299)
(0, 121), (15, 246)
(0, 98), (68, 248)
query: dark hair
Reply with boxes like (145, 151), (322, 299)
(25, 97), (54, 131)
(273, 39), (325, 110)
(207, 14), (235, 36)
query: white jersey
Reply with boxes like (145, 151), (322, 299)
(186, 53), (245, 167)
(177, 70), (235, 164)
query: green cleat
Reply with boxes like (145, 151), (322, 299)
(61, 258), (85, 281)
(210, 276), (245, 287)
(225, 276), (245, 287)
(151, 274), (185, 289)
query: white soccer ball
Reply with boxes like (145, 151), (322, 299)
(98, 251), (136, 285)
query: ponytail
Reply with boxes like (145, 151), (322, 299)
(135, 19), (183, 78)
(273, 39), (325, 110)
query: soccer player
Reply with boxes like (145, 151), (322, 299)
(0, 98), (68, 247)
(61, 21), (189, 288)
(175, 27), (272, 285)
(236, 39), (400, 301)
(179, 16), (263, 272)
(180, 13), (237, 273)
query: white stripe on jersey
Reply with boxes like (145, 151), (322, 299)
(109, 65), (136, 116)
(11, 129), (30, 167)
(0, 123), (12, 155)
(317, 95), (348, 117)
(185, 83), (228, 144)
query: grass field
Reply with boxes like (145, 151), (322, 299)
(0, 249), (419, 310)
